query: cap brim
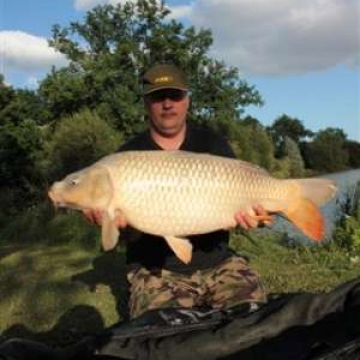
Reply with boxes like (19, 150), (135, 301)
(143, 85), (188, 96)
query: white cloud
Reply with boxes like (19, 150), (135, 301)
(74, 0), (192, 18)
(168, 4), (193, 19)
(8, 0), (355, 79)
(0, 31), (68, 73)
(75, 0), (106, 10)
(74, 0), (129, 10)
(187, 0), (360, 76)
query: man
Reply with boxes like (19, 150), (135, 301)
(86, 64), (269, 319)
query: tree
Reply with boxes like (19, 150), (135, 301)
(241, 122), (275, 171)
(0, 74), (15, 112)
(40, 0), (263, 137)
(39, 67), (92, 121)
(0, 119), (43, 213)
(344, 140), (360, 169)
(0, 84), (48, 213)
(42, 109), (122, 180)
(280, 136), (305, 177)
(268, 114), (313, 157)
(304, 128), (349, 173)
(222, 118), (276, 172)
(1, 88), (50, 126)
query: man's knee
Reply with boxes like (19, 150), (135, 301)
(127, 268), (200, 319)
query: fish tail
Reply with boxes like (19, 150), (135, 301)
(280, 177), (337, 241)
(282, 197), (324, 241)
(295, 178), (337, 206)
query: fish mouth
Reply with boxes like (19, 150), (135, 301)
(48, 189), (69, 208)
(48, 189), (61, 204)
(48, 196), (82, 211)
(52, 201), (68, 209)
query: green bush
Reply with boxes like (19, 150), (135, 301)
(333, 216), (360, 252)
(43, 211), (101, 249)
(333, 181), (360, 252)
(0, 118), (44, 213)
(0, 204), (100, 250)
(42, 108), (123, 181)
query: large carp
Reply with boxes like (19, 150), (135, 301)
(48, 150), (337, 264)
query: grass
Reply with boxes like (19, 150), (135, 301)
(0, 210), (360, 346)
(0, 243), (127, 346)
(231, 231), (360, 294)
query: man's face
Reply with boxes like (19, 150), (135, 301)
(144, 89), (189, 137)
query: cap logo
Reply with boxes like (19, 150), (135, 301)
(154, 76), (173, 84)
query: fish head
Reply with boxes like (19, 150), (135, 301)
(48, 165), (113, 212)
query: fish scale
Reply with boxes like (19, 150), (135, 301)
(48, 150), (337, 264)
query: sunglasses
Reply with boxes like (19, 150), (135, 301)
(145, 89), (187, 103)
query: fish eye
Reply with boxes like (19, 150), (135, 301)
(69, 178), (80, 186)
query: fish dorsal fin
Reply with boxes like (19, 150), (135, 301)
(101, 211), (120, 251)
(164, 236), (193, 264)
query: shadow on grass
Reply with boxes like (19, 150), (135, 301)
(72, 249), (129, 321)
(0, 248), (128, 347)
(1, 304), (104, 347)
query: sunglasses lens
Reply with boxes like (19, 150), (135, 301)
(147, 89), (186, 102)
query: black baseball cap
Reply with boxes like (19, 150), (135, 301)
(142, 64), (188, 95)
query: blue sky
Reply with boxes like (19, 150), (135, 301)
(1, 0), (359, 141)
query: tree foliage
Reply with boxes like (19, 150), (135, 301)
(42, 109), (122, 180)
(345, 140), (360, 169)
(40, 0), (262, 137)
(278, 136), (306, 177)
(303, 128), (349, 173)
(0, 75), (15, 111)
(0, 81), (47, 213)
(268, 114), (313, 157)
(215, 117), (276, 171)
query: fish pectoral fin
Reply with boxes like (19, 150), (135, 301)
(101, 211), (120, 251)
(164, 236), (193, 264)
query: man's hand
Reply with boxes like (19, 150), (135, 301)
(83, 209), (128, 228)
(235, 205), (273, 230)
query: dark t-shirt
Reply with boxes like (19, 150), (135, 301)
(118, 123), (236, 274)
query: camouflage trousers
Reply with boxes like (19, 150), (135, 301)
(126, 255), (267, 319)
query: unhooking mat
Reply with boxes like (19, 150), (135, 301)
(2, 277), (360, 359)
